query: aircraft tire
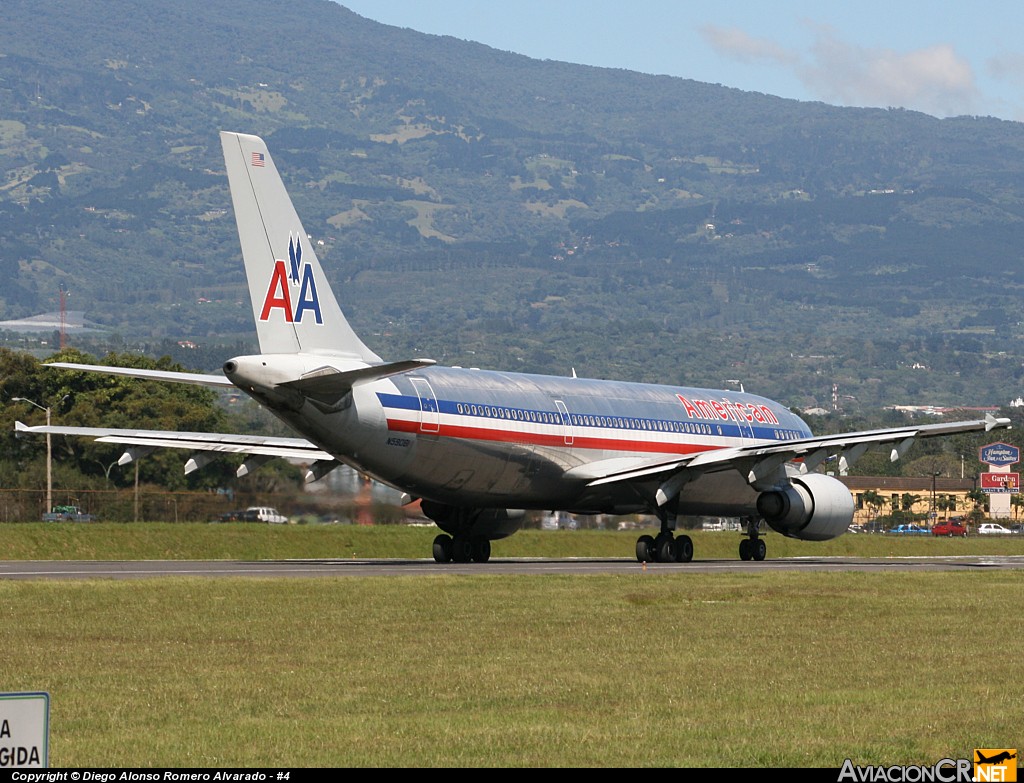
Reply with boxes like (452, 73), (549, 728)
(753, 539), (767, 561)
(656, 535), (678, 563)
(635, 534), (655, 563)
(432, 534), (453, 563)
(451, 535), (473, 563)
(471, 537), (491, 563)
(675, 535), (693, 562)
(739, 539), (752, 561)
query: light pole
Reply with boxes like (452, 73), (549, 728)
(13, 397), (52, 515)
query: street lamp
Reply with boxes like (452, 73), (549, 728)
(12, 397), (52, 515)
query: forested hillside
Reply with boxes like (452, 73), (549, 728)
(2, 0), (1024, 411)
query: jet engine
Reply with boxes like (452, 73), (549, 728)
(756, 473), (854, 541)
(420, 501), (525, 541)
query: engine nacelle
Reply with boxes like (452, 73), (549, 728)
(756, 474), (854, 541)
(420, 502), (525, 541)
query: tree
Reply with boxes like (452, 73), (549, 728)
(900, 493), (922, 512)
(936, 494), (957, 519)
(966, 488), (987, 512)
(861, 490), (884, 520)
(1011, 494), (1024, 520)
(0, 347), (243, 494)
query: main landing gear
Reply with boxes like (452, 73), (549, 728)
(432, 533), (491, 564)
(636, 516), (768, 563)
(635, 531), (694, 563)
(635, 502), (693, 563)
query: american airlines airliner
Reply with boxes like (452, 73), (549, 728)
(18, 132), (1010, 563)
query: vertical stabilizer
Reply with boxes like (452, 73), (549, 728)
(220, 131), (380, 361)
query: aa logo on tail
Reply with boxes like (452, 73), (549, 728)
(259, 235), (323, 324)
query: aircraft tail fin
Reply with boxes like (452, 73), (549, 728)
(220, 131), (380, 361)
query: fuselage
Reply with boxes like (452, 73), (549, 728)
(237, 357), (814, 518)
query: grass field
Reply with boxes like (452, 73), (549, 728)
(1, 524), (1022, 768)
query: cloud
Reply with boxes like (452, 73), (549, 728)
(699, 24), (798, 66)
(802, 25), (979, 117)
(703, 22), (983, 118)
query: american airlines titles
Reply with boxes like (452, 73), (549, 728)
(676, 394), (779, 426)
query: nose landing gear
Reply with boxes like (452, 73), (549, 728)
(738, 517), (766, 561)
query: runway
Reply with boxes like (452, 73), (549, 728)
(2, 554), (1023, 579)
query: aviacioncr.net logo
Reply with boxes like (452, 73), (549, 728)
(838, 758), (972, 782)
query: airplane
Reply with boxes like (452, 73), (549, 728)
(975, 751), (1016, 765)
(16, 131), (1012, 564)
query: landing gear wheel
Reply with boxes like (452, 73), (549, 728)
(636, 534), (655, 563)
(739, 539), (753, 561)
(432, 534), (453, 563)
(675, 534), (693, 563)
(451, 535), (473, 563)
(470, 537), (491, 563)
(752, 538), (767, 561)
(655, 534), (678, 563)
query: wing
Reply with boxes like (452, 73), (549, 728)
(15, 421), (334, 479)
(573, 413), (1012, 505)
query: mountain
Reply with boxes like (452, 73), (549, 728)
(2, 0), (1024, 411)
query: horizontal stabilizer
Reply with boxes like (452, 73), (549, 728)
(279, 359), (436, 400)
(44, 362), (235, 388)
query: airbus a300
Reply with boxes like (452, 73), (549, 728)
(17, 132), (1011, 563)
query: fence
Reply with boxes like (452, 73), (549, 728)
(0, 488), (273, 523)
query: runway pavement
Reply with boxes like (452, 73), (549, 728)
(2, 554), (1023, 579)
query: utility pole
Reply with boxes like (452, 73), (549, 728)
(13, 397), (52, 515)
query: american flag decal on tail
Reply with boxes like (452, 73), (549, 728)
(251, 152), (265, 167)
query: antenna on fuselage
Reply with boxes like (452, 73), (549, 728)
(725, 379), (745, 393)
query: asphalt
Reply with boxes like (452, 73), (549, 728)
(2, 555), (1023, 579)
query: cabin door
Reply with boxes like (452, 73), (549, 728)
(410, 377), (440, 434)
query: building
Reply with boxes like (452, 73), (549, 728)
(838, 475), (981, 525)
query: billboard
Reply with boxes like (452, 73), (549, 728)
(979, 442), (1019, 467)
(980, 472), (1020, 493)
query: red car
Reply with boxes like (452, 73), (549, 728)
(931, 521), (967, 537)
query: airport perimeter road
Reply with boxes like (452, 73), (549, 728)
(1, 555), (1024, 579)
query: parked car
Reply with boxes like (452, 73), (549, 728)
(215, 509), (260, 522)
(42, 505), (96, 522)
(1010, 523), (1024, 535)
(977, 523), (1012, 535)
(888, 524), (931, 535)
(246, 506), (289, 524)
(931, 521), (967, 537)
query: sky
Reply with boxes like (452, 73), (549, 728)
(338, 0), (1024, 122)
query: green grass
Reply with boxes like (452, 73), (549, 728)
(3, 522), (1024, 561)
(2, 524), (1022, 767)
